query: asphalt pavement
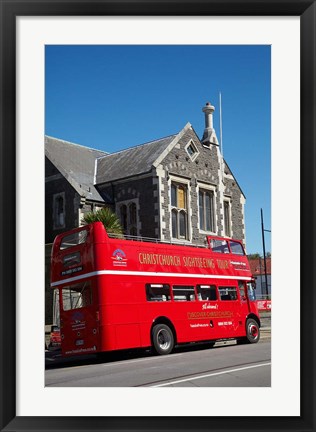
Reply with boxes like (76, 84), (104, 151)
(45, 312), (271, 369)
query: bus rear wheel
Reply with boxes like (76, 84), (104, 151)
(152, 324), (174, 355)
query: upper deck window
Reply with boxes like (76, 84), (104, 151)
(60, 229), (88, 250)
(210, 238), (229, 254)
(229, 240), (245, 255)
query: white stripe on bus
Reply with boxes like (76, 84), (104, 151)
(51, 270), (251, 287)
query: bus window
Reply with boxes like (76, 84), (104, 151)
(146, 284), (171, 302)
(238, 281), (247, 301)
(196, 285), (217, 301)
(210, 239), (229, 254)
(247, 282), (256, 301)
(172, 285), (196, 301)
(60, 229), (88, 250)
(218, 286), (238, 301)
(229, 240), (245, 255)
(62, 281), (92, 311)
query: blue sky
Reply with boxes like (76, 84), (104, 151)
(45, 45), (271, 255)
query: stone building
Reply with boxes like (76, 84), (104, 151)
(45, 136), (108, 244)
(95, 102), (246, 245)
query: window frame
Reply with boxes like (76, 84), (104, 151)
(196, 284), (217, 301)
(170, 181), (189, 240)
(223, 199), (232, 237)
(218, 286), (238, 301)
(145, 283), (171, 302)
(53, 192), (66, 230)
(61, 281), (92, 311)
(117, 199), (139, 236)
(172, 285), (196, 302)
(185, 139), (199, 162)
(198, 186), (216, 233)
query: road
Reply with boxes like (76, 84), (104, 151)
(45, 339), (271, 387)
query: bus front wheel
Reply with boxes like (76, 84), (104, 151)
(152, 324), (174, 355)
(245, 318), (260, 343)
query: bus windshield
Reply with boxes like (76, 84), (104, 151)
(247, 281), (256, 301)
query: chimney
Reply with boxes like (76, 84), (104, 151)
(202, 101), (218, 146)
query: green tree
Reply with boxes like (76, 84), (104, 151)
(81, 207), (123, 236)
(247, 253), (261, 259)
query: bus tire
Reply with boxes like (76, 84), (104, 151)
(245, 318), (260, 343)
(152, 324), (174, 355)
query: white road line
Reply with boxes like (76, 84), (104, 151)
(151, 362), (271, 387)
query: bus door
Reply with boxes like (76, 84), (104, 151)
(217, 284), (240, 335)
(60, 279), (100, 356)
(237, 280), (251, 328)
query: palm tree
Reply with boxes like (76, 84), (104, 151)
(81, 207), (123, 236)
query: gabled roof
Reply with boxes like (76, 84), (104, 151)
(95, 123), (192, 185)
(45, 136), (107, 202)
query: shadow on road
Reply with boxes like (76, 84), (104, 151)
(46, 335), (270, 370)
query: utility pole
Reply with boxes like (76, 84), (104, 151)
(261, 208), (270, 297)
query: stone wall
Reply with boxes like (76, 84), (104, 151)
(157, 127), (245, 245)
(45, 158), (79, 244)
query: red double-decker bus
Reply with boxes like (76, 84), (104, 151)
(51, 222), (260, 357)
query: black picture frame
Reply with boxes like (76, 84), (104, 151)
(1, 1), (315, 431)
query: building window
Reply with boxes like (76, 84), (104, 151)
(120, 205), (128, 232)
(185, 140), (199, 161)
(224, 200), (231, 237)
(53, 193), (65, 229)
(129, 202), (137, 235)
(171, 182), (188, 240)
(119, 201), (138, 236)
(199, 189), (215, 232)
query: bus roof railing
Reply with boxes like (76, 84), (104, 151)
(107, 232), (208, 249)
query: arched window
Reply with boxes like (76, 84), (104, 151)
(129, 203), (137, 236)
(118, 201), (138, 236)
(120, 205), (127, 232)
(53, 193), (65, 229)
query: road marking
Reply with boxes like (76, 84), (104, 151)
(151, 362), (271, 387)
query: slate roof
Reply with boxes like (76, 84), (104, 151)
(45, 136), (108, 202)
(95, 134), (178, 184)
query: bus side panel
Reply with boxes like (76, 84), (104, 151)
(98, 275), (142, 352)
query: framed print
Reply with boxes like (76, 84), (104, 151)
(1, 1), (315, 431)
